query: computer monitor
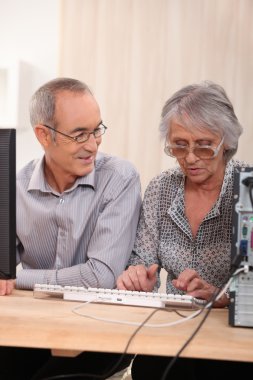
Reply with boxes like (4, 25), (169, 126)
(0, 128), (16, 279)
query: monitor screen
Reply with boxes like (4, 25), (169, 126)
(0, 128), (16, 279)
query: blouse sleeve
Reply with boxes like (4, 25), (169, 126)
(128, 176), (161, 269)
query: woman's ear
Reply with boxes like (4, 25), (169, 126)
(34, 125), (52, 148)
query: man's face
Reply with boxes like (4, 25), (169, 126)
(46, 91), (102, 179)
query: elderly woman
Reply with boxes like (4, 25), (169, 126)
(117, 81), (251, 379)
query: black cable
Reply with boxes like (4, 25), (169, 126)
(241, 176), (253, 209)
(39, 307), (163, 380)
(39, 263), (245, 380)
(160, 300), (213, 380)
(249, 183), (253, 210)
(159, 266), (245, 380)
(174, 309), (202, 319)
(39, 302), (206, 380)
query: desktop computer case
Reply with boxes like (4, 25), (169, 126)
(229, 167), (253, 327)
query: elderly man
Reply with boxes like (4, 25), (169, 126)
(0, 77), (140, 380)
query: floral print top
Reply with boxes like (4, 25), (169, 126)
(129, 159), (248, 293)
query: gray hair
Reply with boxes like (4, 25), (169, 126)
(159, 81), (243, 162)
(29, 77), (92, 128)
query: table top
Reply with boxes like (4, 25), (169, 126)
(0, 290), (252, 362)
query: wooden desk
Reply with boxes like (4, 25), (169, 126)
(0, 290), (252, 362)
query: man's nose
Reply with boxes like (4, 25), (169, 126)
(83, 133), (99, 149)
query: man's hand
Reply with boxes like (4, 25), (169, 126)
(0, 279), (15, 296)
(172, 268), (229, 307)
(116, 264), (159, 292)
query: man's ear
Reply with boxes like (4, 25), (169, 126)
(34, 125), (52, 148)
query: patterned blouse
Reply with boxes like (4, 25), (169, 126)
(128, 159), (248, 294)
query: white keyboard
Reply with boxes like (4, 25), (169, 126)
(33, 284), (207, 310)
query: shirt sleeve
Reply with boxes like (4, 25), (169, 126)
(128, 176), (161, 267)
(16, 171), (142, 290)
(126, 176), (161, 290)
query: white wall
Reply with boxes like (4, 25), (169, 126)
(0, 0), (61, 170)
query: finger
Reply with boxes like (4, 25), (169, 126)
(178, 268), (199, 283)
(119, 265), (144, 291)
(172, 278), (187, 291)
(117, 270), (137, 290)
(188, 288), (213, 300)
(147, 264), (159, 279)
(187, 282), (216, 300)
(176, 269), (200, 290)
(186, 277), (203, 293)
(6, 280), (14, 295)
(116, 276), (128, 290)
(139, 264), (159, 292)
(134, 266), (154, 292)
(128, 266), (146, 291)
(0, 281), (7, 296)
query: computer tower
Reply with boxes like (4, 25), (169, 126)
(0, 128), (16, 279)
(229, 167), (253, 327)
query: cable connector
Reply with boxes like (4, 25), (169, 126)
(241, 176), (253, 209)
(242, 176), (253, 187)
(230, 253), (243, 271)
(243, 264), (249, 273)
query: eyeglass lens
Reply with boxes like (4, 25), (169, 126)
(76, 125), (106, 142)
(168, 146), (215, 159)
(94, 127), (105, 137)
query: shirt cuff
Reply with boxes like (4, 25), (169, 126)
(16, 269), (57, 290)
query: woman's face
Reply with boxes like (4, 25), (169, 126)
(168, 121), (226, 186)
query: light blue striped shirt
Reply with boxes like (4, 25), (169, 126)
(16, 152), (142, 290)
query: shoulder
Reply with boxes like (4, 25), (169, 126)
(230, 159), (250, 169)
(145, 166), (183, 193)
(225, 159), (251, 179)
(17, 159), (41, 181)
(95, 152), (139, 180)
(142, 166), (183, 208)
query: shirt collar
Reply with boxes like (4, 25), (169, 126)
(169, 160), (234, 219)
(27, 155), (96, 193)
(215, 159), (234, 208)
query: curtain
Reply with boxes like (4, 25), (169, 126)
(59, 0), (253, 190)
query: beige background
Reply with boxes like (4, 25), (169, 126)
(1, 4), (252, 377)
(59, 0), (253, 190)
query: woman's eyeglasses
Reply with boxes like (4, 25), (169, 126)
(164, 137), (224, 160)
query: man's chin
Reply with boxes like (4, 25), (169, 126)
(77, 163), (95, 177)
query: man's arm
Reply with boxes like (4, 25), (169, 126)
(16, 171), (142, 290)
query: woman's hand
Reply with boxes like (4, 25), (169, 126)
(117, 264), (159, 292)
(172, 268), (229, 308)
(0, 279), (15, 296)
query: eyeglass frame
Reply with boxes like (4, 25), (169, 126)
(42, 122), (107, 143)
(164, 136), (225, 160)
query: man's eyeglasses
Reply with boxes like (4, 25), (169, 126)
(164, 137), (224, 160)
(42, 123), (107, 143)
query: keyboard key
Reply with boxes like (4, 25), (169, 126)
(33, 284), (206, 310)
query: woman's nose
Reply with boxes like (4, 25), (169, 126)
(184, 150), (199, 163)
